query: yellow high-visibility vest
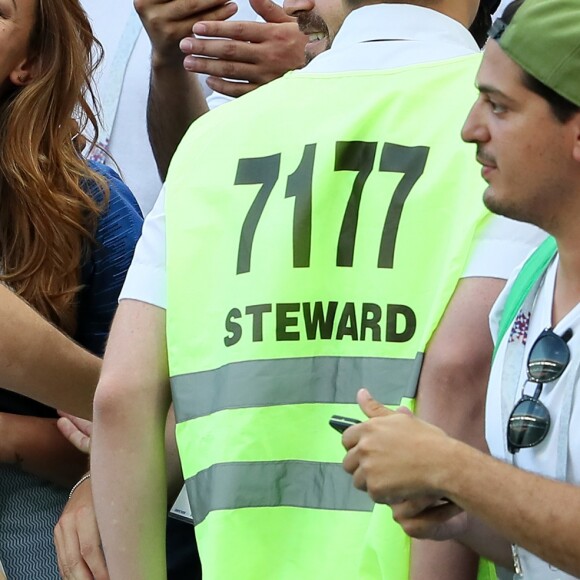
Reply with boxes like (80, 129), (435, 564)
(166, 53), (495, 579)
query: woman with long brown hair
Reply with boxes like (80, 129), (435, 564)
(0, 0), (143, 577)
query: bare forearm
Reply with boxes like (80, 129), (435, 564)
(147, 62), (208, 180)
(91, 301), (171, 578)
(0, 414), (88, 487)
(411, 278), (504, 579)
(458, 514), (512, 569)
(410, 539), (479, 580)
(0, 286), (99, 418)
(416, 277), (504, 447)
(92, 393), (168, 578)
(440, 441), (580, 577)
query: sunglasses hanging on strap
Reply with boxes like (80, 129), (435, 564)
(507, 326), (572, 453)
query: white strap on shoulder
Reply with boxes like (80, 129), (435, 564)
(89, 11), (142, 160)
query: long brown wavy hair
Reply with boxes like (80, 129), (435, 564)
(0, 0), (109, 336)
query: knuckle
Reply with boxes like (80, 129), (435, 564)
(357, 437), (372, 455)
(146, 14), (178, 42)
(222, 60), (237, 77)
(391, 506), (411, 524)
(271, 23), (292, 43)
(56, 513), (73, 529)
(79, 542), (97, 558)
(75, 505), (90, 520)
(146, 12), (164, 31)
(222, 41), (238, 59)
(366, 481), (380, 497)
(232, 22), (246, 39)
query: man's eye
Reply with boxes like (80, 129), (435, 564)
(489, 100), (507, 114)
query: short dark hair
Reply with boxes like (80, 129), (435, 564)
(499, 0), (580, 123)
(521, 73), (580, 123)
(469, 3), (491, 49)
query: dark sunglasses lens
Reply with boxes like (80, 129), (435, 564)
(508, 398), (550, 450)
(528, 333), (570, 382)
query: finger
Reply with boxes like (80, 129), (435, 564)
(390, 496), (446, 519)
(62, 414), (93, 437)
(56, 416), (91, 453)
(341, 419), (365, 450)
(54, 523), (67, 578)
(396, 406), (413, 417)
(55, 519), (93, 579)
(192, 1), (239, 23)
(206, 76), (258, 97)
(166, 0), (238, 35)
(77, 515), (109, 580)
(191, 20), (272, 43)
(394, 502), (465, 540)
(351, 466), (368, 492)
(341, 447), (360, 476)
(183, 37), (260, 64)
(57, 417), (91, 454)
(357, 388), (392, 419)
(184, 54), (262, 82)
(144, 0), (236, 22)
(249, 0), (293, 23)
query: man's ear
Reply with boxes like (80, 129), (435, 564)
(9, 55), (38, 87)
(571, 112), (580, 164)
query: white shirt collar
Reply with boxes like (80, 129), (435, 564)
(332, 4), (479, 54)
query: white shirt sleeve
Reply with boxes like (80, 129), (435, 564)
(120, 203), (549, 310)
(119, 186), (167, 309)
(462, 215), (547, 280)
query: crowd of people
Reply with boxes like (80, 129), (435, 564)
(0, 0), (578, 578)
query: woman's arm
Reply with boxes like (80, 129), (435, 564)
(0, 284), (100, 418)
(0, 412), (88, 486)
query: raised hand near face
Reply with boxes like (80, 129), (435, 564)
(180, 0), (307, 97)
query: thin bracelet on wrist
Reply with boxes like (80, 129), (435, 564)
(69, 472), (91, 501)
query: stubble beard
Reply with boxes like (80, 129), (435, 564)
(298, 11), (331, 63)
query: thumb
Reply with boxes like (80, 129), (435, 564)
(249, 0), (293, 23)
(357, 388), (392, 419)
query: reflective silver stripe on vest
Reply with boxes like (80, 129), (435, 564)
(171, 355), (422, 423)
(185, 460), (373, 525)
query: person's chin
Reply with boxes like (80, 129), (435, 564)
(305, 38), (330, 63)
(483, 186), (507, 216)
(483, 187), (522, 222)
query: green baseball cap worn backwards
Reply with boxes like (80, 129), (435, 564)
(492, 0), (580, 107)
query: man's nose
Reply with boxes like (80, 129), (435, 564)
(461, 99), (490, 144)
(283, 0), (314, 18)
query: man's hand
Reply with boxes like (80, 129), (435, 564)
(391, 497), (468, 542)
(57, 413), (92, 455)
(54, 478), (109, 580)
(134, 0), (239, 67)
(180, 0), (307, 97)
(342, 389), (453, 504)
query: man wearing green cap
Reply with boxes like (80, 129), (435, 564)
(342, 0), (580, 578)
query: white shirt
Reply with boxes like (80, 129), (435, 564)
(120, 4), (544, 308)
(487, 256), (580, 580)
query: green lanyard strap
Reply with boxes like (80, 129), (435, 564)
(494, 235), (557, 359)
